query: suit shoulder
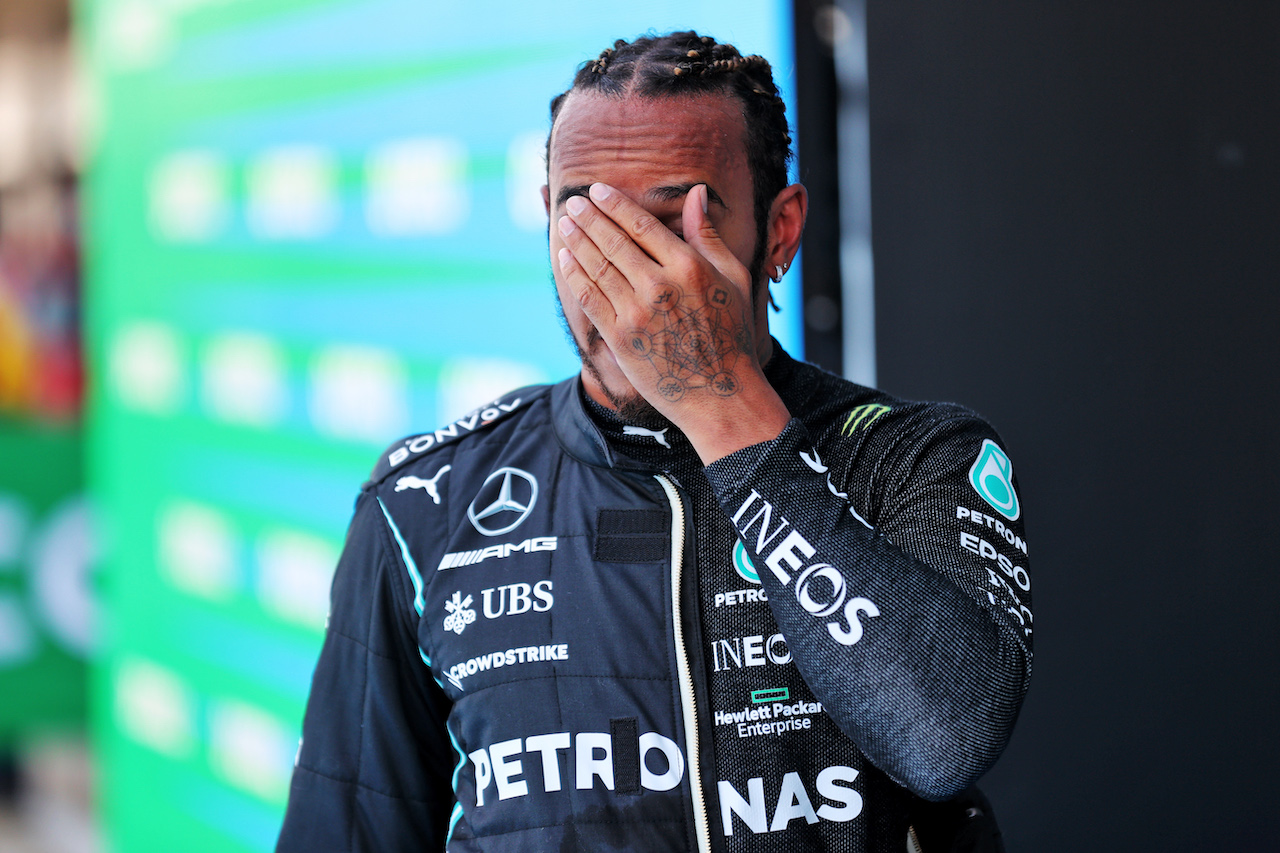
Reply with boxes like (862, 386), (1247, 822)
(794, 364), (988, 434)
(365, 384), (551, 488)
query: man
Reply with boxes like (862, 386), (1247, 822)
(277, 31), (1031, 852)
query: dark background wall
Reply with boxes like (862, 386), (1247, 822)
(863, 3), (1279, 849)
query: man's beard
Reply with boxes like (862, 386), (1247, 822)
(552, 288), (667, 427)
(551, 242), (767, 429)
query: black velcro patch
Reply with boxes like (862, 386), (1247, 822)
(595, 510), (669, 563)
(610, 717), (641, 794)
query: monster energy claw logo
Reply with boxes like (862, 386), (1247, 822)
(732, 540), (760, 584)
(969, 439), (1020, 521)
(841, 404), (890, 436)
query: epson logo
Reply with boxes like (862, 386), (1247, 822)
(732, 491), (881, 646)
(959, 531), (1030, 592)
(468, 729), (685, 806)
(719, 766), (862, 836)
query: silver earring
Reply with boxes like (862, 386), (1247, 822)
(774, 265), (785, 282)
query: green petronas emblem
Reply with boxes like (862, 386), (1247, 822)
(732, 540), (760, 584)
(969, 439), (1020, 520)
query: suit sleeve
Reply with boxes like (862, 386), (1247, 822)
(277, 489), (456, 851)
(705, 416), (1032, 801)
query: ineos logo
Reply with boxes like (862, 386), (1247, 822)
(794, 564), (846, 617)
(467, 468), (538, 536)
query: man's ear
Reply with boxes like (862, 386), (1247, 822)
(767, 183), (808, 272)
(542, 185), (551, 216)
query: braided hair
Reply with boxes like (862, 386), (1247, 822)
(547, 32), (794, 275)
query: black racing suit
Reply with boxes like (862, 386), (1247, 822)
(277, 346), (1033, 852)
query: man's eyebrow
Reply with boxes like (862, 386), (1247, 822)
(555, 185), (593, 208)
(554, 183), (728, 210)
(648, 184), (728, 210)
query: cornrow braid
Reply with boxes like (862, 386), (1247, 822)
(589, 38), (628, 75)
(546, 30), (794, 285)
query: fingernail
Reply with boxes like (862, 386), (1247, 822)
(699, 184), (708, 214)
(558, 215), (576, 236)
(558, 247), (573, 270)
(589, 183), (612, 201)
(566, 196), (587, 216)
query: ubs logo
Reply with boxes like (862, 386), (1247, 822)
(467, 467), (538, 536)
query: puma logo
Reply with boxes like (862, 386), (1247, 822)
(395, 465), (452, 504)
(623, 425), (671, 448)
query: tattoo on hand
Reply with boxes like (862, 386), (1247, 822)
(627, 284), (752, 400)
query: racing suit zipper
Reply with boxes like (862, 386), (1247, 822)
(654, 473), (712, 853)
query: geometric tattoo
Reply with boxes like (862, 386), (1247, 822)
(627, 282), (753, 401)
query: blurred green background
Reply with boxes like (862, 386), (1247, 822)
(1, 0), (798, 849)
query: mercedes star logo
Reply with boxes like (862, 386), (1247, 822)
(466, 467), (538, 536)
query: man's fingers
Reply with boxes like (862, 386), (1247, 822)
(682, 184), (745, 284)
(586, 183), (685, 260)
(558, 211), (634, 298)
(565, 192), (656, 282)
(562, 182), (752, 340)
(557, 247), (617, 326)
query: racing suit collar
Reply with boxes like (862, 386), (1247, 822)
(550, 341), (799, 471)
(551, 375), (628, 469)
